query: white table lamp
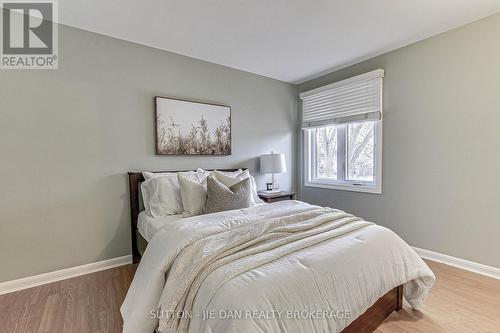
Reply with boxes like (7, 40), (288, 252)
(260, 152), (287, 193)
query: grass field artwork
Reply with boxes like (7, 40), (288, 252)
(155, 97), (231, 155)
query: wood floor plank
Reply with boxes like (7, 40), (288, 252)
(0, 260), (499, 333)
(0, 265), (136, 333)
(377, 260), (500, 333)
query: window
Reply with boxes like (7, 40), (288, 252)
(304, 121), (381, 193)
(300, 70), (383, 193)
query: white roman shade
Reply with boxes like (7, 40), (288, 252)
(300, 69), (384, 129)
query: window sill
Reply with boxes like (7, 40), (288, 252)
(304, 181), (382, 194)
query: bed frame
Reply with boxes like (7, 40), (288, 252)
(127, 170), (403, 333)
(128, 169), (243, 264)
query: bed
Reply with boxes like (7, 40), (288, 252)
(124, 170), (435, 333)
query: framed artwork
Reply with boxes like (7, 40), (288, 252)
(155, 96), (231, 155)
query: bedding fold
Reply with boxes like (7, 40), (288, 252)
(159, 208), (371, 332)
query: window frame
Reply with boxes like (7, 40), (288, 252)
(303, 120), (382, 194)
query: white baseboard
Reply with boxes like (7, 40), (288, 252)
(0, 255), (132, 295)
(2, 248), (497, 295)
(412, 247), (500, 280)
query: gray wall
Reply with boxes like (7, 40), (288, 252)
(298, 13), (500, 268)
(2, 12), (499, 284)
(0, 25), (297, 282)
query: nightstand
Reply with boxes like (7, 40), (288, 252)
(258, 191), (296, 203)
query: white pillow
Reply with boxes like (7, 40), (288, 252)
(143, 171), (176, 180)
(195, 168), (211, 178)
(141, 171), (195, 216)
(249, 176), (264, 203)
(141, 175), (183, 217)
(140, 182), (151, 213)
(212, 170), (263, 204)
(141, 172), (173, 213)
(178, 171), (209, 217)
(197, 168), (243, 178)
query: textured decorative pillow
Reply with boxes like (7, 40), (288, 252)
(205, 177), (254, 214)
(212, 170), (263, 204)
(141, 175), (183, 217)
(178, 171), (209, 217)
(211, 170), (243, 186)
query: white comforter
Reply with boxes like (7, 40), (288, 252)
(121, 201), (435, 333)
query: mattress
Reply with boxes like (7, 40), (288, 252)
(137, 211), (184, 242)
(138, 203), (266, 242)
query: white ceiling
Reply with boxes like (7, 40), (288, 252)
(60, 0), (500, 83)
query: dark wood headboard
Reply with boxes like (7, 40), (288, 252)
(128, 168), (244, 263)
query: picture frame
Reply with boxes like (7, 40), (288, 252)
(154, 96), (231, 155)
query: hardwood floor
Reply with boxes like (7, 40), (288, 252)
(376, 260), (500, 333)
(0, 260), (498, 333)
(0, 265), (136, 333)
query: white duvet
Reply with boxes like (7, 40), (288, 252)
(121, 201), (435, 333)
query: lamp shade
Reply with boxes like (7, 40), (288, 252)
(260, 153), (287, 174)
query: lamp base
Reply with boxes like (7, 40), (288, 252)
(266, 175), (280, 192)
